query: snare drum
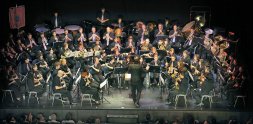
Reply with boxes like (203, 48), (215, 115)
(125, 73), (131, 81)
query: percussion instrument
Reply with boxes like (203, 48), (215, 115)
(65, 25), (81, 31)
(53, 28), (64, 34)
(35, 27), (49, 33)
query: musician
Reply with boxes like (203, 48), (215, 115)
(154, 23), (165, 44)
(140, 38), (152, 51)
(91, 57), (105, 83)
(169, 24), (181, 47)
(158, 38), (171, 51)
(77, 42), (87, 52)
(18, 57), (32, 75)
(25, 33), (38, 50)
(75, 27), (87, 45)
(155, 23), (165, 37)
(80, 69), (100, 104)
(128, 56), (146, 107)
(46, 48), (57, 66)
(52, 62), (61, 78)
(115, 17), (124, 29)
(37, 54), (50, 79)
(88, 26), (101, 43)
(52, 70), (73, 104)
(183, 28), (197, 51)
(150, 54), (161, 86)
(110, 37), (121, 53)
(138, 24), (149, 41)
(62, 29), (73, 43)
(125, 35), (135, 48)
(96, 7), (110, 25)
(38, 33), (49, 52)
(164, 17), (171, 34)
(180, 50), (191, 66)
(225, 74), (240, 106)
(27, 64), (45, 96)
(102, 26), (114, 47)
(6, 65), (22, 101)
(16, 39), (27, 53)
(49, 31), (60, 44)
(60, 58), (73, 91)
(167, 48), (175, 58)
(51, 12), (62, 28)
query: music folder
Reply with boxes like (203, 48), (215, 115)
(149, 65), (160, 73)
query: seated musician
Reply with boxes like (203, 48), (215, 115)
(46, 48), (57, 66)
(102, 26), (114, 47)
(191, 54), (200, 71)
(167, 48), (175, 58)
(193, 70), (213, 106)
(149, 54), (161, 86)
(143, 47), (157, 58)
(18, 56), (32, 75)
(93, 40), (103, 52)
(158, 38), (171, 51)
(76, 28), (87, 45)
(169, 24), (181, 47)
(91, 57), (105, 83)
(27, 64), (45, 96)
(180, 50), (191, 66)
(110, 37), (121, 54)
(77, 42), (87, 52)
(49, 31), (60, 44)
(52, 70), (73, 104)
(80, 69), (100, 104)
(25, 33), (38, 50)
(140, 38), (152, 51)
(36, 54), (50, 79)
(166, 55), (177, 85)
(38, 33), (49, 52)
(6, 65), (22, 101)
(167, 61), (188, 104)
(115, 17), (124, 29)
(125, 35), (135, 48)
(88, 26), (101, 43)
(183, 28), (197, 51)
(16, 39), (27, 53)
(138, 24), (149, 41)
(154, 23), (165, 44)
(61, 29), (73, 43)
(60, 58), (73, 91)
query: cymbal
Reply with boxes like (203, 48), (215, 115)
(182, 21), (195, 32)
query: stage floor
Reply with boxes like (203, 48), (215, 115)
(0, 86), (239, 111)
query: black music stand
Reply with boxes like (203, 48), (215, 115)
(120, 48), (131, 53)
(100, 79), (110, 104)
(149, 65), (160, 73)
(145, 57), (154, 63)
(166, 56), (171, 63)
(139, 50), (150, 55)
(114, 67), (128, 93)
(157, 50), (167, 57)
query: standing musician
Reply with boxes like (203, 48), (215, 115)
(154, 23), (165, 44)
(51, 12), (62, 28)
(169, 24), (181, 48)
(62, 29), (73, 43)
(88, 26), (101, 43)
(52, 70), (73, 104)
(80, 69), (100, 104)
(90, 57), (105, 83)
(28, 64), (45, 96)
(76, 28), (87, 45)
(128, 56), (147, 107)
(102, 26), (115, 47)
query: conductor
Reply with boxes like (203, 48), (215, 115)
(128, 55), (147, 107)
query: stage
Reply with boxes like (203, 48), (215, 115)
(1, 87), (251, 123)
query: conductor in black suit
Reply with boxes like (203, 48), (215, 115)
(128, 56), (147, 107)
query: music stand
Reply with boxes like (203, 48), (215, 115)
(100, 79), (110, 103)
(157, 50), (167, 57)
(114, 67), (128, 93)
(120, 48), (131, 53)
(145, 57), (154, 63)
(166, 56), (171, 63)
(149, 65), (160, 73)
(156, 35), (169, 41)
(139, 50), (150, 55)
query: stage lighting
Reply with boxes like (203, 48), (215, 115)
(195, 16), (201, 21)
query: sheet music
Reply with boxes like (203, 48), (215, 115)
(100, 79), (108, 88)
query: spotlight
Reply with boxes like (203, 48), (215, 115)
(195, 16), (201, 21)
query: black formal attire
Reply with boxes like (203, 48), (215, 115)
(128, 62), (144, 105)
(52, 75), (73, 103)
(80, 77), (100, 101)
(51, 16), (62, 28)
